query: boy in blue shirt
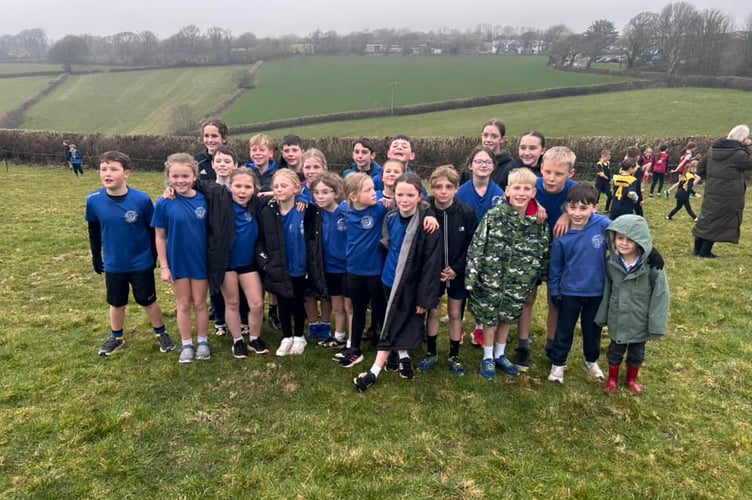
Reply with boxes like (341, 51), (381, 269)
(547, 183), (611, 383)
(85, 151), (173, 356)
(342, 138), (383, 190)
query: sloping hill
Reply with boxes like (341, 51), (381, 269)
(0, 76), (58, 115)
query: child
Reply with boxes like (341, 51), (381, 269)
(665, 142), (696, 198)
(246, 134), (278, 195)
(518, 146), (577, 369)
(456, 146), (505, 347)
(299, 148), (328, 204)
(86, 151), (173, 356)
(547, 183), (611, 383)
(63, 141), (72, 169)
(610, 158), (640, 220)
(310, 172), (350, 348)
(353, 173), (443, 392)
(422, 165), (478, 375)
(596, 215), (669, 394)
(195, 118), (228, 181)
(460, 119), (516, 186)
(665, 160), (700, 221)
(651, 144), (669, 197)
(70, 144), (84, 177)
(594, 149), (613, 211)
(466, 167), (550, 379)
(374, 135), (425, 195)
(640, 147), (654, 195)
(151, 153), (210, 364)
(280, 134), (304, 176)
(496, 130), (547, 190)
(625, 146), (645, 216)
(256, 169), (327, 356)
(377, 159), (406, 201)
(342, 138), (383, 190)
(203, 145), (251, 339)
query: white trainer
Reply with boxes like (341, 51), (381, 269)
(584, 361), (605, 380)
(548, 365), (565, 383)
(289, 336), (307, 355)
(276, 337), (294, 357)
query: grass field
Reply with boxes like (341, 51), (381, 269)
(253, 87), (752, 139)
(1, 166), (751, 497)
(0, 76), (57, 115)
(221, 55), (632, 126)
(0, 63), (63, 74)
(20, 66), (248, 135)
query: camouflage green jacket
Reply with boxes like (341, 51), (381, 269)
(466, 201), (550, 325)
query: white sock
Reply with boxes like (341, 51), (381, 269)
(494, 342), (506, 358)
(249, 335), (259, 341)
(371, 364), (382, 377)
(335, 331), (346, 341)
(398, 350), (409, 359)
(483, 346), (493, 359)
(198, 336), (208, 344)
(182, 338), (193, 346)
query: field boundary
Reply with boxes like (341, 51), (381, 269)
(556, 66), (752, 91)
(0, 73), (68, 129)
(231, 80), (658, 133)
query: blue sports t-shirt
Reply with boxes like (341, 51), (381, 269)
(229, 201), (258, 269)
(535, 178), (577, 230)
(282, 208), (307, 278)
(299, 185), (313, 204)
(381, 213), (410, 288)
(344, 201), (388, 276)
(321, 206), (347, 273)
(151, 193), (208, 280)
(85, 187), (155, 273)
(456, 180), (505, 221)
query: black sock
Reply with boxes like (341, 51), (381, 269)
(449, 339), (460, 358)
(426, 335), (437, 356)
(269, 305), (278, 317)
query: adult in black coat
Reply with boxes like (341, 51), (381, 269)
(692, 125), (752, 257)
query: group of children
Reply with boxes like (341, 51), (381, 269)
(85, 118), (670, 395)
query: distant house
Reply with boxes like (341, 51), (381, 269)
(388, 45), (403, 55)
(365, 43), (386, 54)
(289, 43), (314, 55)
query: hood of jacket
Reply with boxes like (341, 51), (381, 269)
(606, 214), (653, 256)
(710, 139), (746, 162)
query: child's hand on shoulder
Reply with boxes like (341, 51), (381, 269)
(536, 204), (548, 226)
(423, 216), (439, 234)
(553, 213), (570, 238)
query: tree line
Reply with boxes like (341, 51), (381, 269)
(1, 1), (751, 77)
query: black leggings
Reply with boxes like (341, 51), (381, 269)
(606, 341), (645, 367)
(346, 273), (386, 353)
(650, 173), (665, 194)
(72, 163), (84, 175)
(597, 183), (613, 211)
(277, 276), (308, 338)
(210, 287), (249, 325)
(667, 199), (696, 220)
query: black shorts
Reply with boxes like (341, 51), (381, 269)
(228, 263), (259, 275)
(325, 272), (345, 296)
(445, 281), (469, 300)
(106, 269), (157, 307)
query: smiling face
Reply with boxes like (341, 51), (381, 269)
(505, 181), (536, 212)
(381, 160), (405, 189)
(518, 134), (545, 167)
(302, 157), (326, 185)
(168, 162), (197, 196)
(470, 150), (495, 180)
(230, 173), (256, 206)
(272, 172), (299, 203)
(312, 182), (338, 211)
(99, 160), (130, 195)
(387, 139), (415, 163)
(614, 233), (640, 261)
(394, 180), (421, 217)
(481, 125), (504, 154)
(249, 144), (271, 169)
(352, 142), (375, 170)
(213, 151), (238, 180)
(202, 125), (225, 155)
(566, 201), (598, 230)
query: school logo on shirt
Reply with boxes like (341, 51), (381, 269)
(337, 217), (346, 232)
(592, 234), (605, 249)
(491, 195), (504, 206)
(195, 207), (207, 219)
(244, 213), (253, 222)
(458, 226), (465, 232)
(124, 210), (138, 223)
(299, 219), (305, 235)
(361, 216), (374, 229)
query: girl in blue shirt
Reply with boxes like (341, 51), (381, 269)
(152, 153), (210, 364)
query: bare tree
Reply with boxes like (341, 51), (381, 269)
(207, 27), (232, 63)
(48, 35), (90, 72)
(743, 14), (752, 76)
(691, 9), (734, 75)
(582, 19), (618, 69)
(542, 24), (572, 63)
(621, 12), (659, 69)
(657, 2), (701, 74)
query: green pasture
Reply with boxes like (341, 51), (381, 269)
(256, 87), (752, 139)
(1, 166), (751, 497)
(0, 75), (56, 115)
(20, 66), (247, 135)
(222, 55), (632, 125)
(0, 62), (64, 74)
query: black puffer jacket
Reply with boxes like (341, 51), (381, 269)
(693, 139), (752, 244)
(256, 199), (328, 299)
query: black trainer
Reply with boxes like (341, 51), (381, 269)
(99, 337), (124, 356)
(385, 351), (400, 372)
(232, 338), (248, 359)
(268, 312), (281, 330)
(157, 333), (175, 353)
(398, 357), (415, 380)
(353, 371), (377, 392)
(515, 347), (530, 372)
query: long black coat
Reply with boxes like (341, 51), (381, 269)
(256, 199), (327, 299)
(693, 139), (752, 244)
(378, 207), (443, 351)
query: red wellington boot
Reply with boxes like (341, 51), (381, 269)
(626, 364), (643, 394)
(604, 363), (620, 393)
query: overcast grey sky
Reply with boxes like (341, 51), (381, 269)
(6, 0), (749, 40)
